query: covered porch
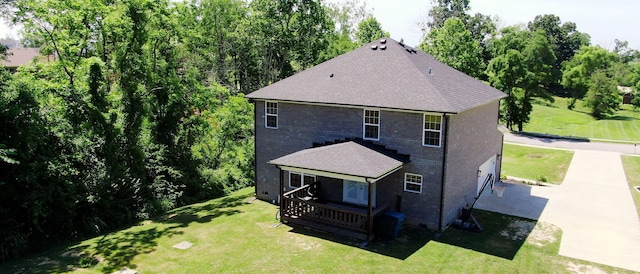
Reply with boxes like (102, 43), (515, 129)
(269, 139), (410, 241)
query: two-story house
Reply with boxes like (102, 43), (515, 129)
(246, 38), (506, 240)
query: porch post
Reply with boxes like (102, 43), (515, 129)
(279, 168), (284, 215)
(367, 181), (374, 241)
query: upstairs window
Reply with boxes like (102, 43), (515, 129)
(363, 109), (380, 140)
(423, 114), (442, 147)
(265, 101), (278, 129)
(404, 173), (423, 193)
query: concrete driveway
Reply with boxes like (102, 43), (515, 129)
(477, 149), (640, 272)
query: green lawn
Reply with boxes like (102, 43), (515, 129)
(1, 187), (631, 273)
(501, 143), (574, 184)
(523, 97), (640, 142)
(622, 156), (640, 221)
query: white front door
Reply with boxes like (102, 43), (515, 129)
(343, 180), (376, 206)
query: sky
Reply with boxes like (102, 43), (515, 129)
(2, 0), (639, 50)
(358, 0), (640, 49)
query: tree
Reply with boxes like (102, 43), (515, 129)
(486, 27), (556, 131)
(562, 46), (619, 100)
(528, 14), (590, 90)
(420, 17), (484, 78)
(584, 71), (620, 118)
(3, 0), (259, 260)
(612, 39), (640, 63)
(425, 0), (470, 30)
(422, 0), (495, 77)
(486, 50), (530, 131)
(324, 0), (370, 40)
(355, 16), (389, 45)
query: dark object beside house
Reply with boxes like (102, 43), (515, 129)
(374, 214), (398, 241)
(246, 38), (506, 241)
(384, 211), (406, 238)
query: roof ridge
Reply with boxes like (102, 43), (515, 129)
(389, 40), (457, 112)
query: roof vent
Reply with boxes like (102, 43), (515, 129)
(428, 67), (433, 76)
(380, 39), (386, 44)
(380, 45), (387, 50)
(371, 45), (378, 50)
(329, 73), (334, 78)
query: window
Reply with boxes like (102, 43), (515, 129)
(265, 101), (278, 129)
(363, 109), (380, 140)
(404, 173), (423, 193)
(289, 172), (315, 188)
(423, 114), (442, 147)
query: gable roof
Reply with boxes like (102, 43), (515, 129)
(1, 48), (43, 68)
(245, 38), (506, 114)
(268, 140), (409, 182)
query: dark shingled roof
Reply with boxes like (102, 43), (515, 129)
(1, 48), (45, 68)
(268, 141), (408, 180)
(246, 38), (506, 114)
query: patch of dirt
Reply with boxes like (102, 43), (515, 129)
(500, 220), (535, 241)
(566, 262), (607, 274)
(527, 222), (559, 247)
(36, 256), (60, 267)
(526, 154), (543, 159)
(277, 232), (322, 251)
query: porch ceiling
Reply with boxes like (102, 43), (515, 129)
(268, 141), (410, 182)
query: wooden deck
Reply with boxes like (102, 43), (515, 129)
(281, 185), (389, 240)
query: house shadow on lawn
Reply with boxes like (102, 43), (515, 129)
(287, 210), (536, 261)
(433, 210), (537, 260)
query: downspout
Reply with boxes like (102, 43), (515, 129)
(366, 178), (374, 241)
(252, 100), (258, 197)
(438, 115), (450, 231)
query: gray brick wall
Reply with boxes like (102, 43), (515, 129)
(253, 100), (502, 231)
(440, 100), (503, 230)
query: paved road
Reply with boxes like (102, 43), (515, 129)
(477, 135), (640, 272)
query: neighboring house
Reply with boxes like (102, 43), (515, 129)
(619, 86), (635, 105)
(1, 48), (53, 72)
(245, 38), (506, 240)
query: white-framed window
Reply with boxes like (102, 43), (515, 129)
(404, 173), (423, 194)
(265, 101), (278, 129)
(423, 114), (442, 147)
(363, 109), (380, 140)
(289, 172), (316, 188)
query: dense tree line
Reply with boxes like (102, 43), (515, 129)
(422, 0), (640, 129)
(0, 0), (391, 261)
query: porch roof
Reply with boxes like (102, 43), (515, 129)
(268, 141), (410, 183)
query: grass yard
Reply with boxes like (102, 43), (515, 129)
(1, 187), (631, 274)
(622, 156), (640, 221)
(523, 97), (640, 142)
(501, 143), (574, 184)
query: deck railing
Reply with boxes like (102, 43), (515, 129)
(281, 186), (389, 233)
